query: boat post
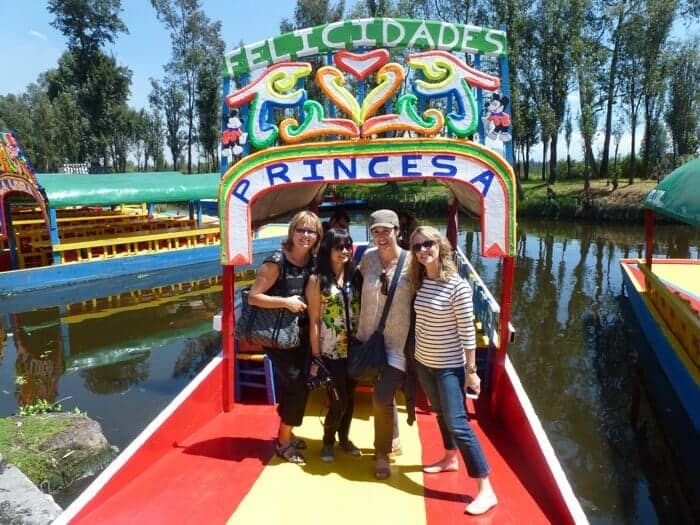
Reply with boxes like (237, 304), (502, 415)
(446, 193), (459, 250)
(490, 255), (516, 414)
(645, 209), (654, 271)
(222, 264), (235, 411)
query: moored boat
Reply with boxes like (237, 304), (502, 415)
(0, 131), (227, 293)
(55, 17), (587, 524)
(619, 157), (700, 514)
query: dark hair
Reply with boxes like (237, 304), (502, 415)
(317, 227), (356, 295)
(330, 208), (350, 222)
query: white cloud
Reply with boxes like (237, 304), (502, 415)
(28, 30), (47, 41)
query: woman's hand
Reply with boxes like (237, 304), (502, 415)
(465, 371), (481, 396)
(285, 295), (308, 313)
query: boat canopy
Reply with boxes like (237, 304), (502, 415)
(216, 17), (518, 265)
(644, 157), (700, 227)
(35, 172), (221, 208)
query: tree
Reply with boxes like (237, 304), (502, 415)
(150, 79), (185, 171)
(280, 0), (345, 30)
(530, 0), (585, 185)
(151, 0), (225, 174)
(47, 0), (131, 168)
(564, 108), (573, 180)
(195, 25), (225, 172)
(598, 0), (636, 182)
(639, 0), (677, 178)
(665, 38), (700, 160)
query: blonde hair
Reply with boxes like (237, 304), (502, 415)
(282, 210), (323, 252)
(407, 225), (457, 292)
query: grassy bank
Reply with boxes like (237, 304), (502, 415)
(518, 178), (656, 222)
(335, 178), (657, 223)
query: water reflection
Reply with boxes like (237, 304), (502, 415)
(0, 268), (224, 458)
(463, 219), (698, 525)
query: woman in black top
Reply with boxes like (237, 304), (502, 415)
(249, 210), (322, 464)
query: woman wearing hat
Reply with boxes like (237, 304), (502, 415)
(355, 209), (413, 479)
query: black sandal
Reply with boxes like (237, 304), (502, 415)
(289, 436), (307, 450)
(276, 442), (306, 464)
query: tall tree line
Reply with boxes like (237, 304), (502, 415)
(0, 0), (698, 178)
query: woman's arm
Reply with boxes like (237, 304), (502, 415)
(248, 261), (307, 313)
(452, 280), (480, 392)
(306, 275), (322, 358)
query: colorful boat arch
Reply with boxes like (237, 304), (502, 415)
(218, 137), (516, 265)
(218, 17), (517, 266)
(0, 131), (49, 238)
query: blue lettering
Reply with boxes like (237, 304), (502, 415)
(232, 179), (251, 204)
(469, 170), (495, 197)
(266, 163), (291, 185)
(333, 158), (356, 180)
(369, 156), (389, 178)
(302, 159), (325, 181)
(432, 155), (457, 177)
(402, 154), (422, 176)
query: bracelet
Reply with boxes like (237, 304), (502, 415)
(466, 363), (477, 374)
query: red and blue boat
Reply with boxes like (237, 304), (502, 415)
(619, 157), (699, 513)
(54, 18), (588, 524)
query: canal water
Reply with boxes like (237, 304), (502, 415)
(0, 217), (697, 523)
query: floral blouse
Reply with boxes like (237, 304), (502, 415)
(320, 282), (359, 359)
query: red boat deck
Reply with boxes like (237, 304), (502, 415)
(68, 389), (559, 524)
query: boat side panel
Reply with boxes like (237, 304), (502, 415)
(60, 357), (228, 523)
(493, 358), (588, 524)
(620, 263), (700, 508)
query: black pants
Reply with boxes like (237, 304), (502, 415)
(265, 346), (309, 427)
(322, 357), (357, 445)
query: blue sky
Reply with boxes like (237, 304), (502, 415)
(1, 0), (305, 109)
(2, 2), (696, 160)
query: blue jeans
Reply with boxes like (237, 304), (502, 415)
(415, 361), (490, 478)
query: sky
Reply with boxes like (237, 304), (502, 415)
(1, 1), (697, 162)
(1, 0), (302, 109)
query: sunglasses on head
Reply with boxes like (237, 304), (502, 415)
(411, 239), (436, 253)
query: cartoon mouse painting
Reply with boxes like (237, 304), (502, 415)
(482, 93), (512, 142)
(221, 110), (248, 162)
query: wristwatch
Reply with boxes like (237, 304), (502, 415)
(466, 363), (477, 374)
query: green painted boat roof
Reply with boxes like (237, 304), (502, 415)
(644, 158), (700, 227)
(35, 172), (221, 208)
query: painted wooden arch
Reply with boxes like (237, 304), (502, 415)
(0, 131), (49, 238)
(218, 138), (516, 265)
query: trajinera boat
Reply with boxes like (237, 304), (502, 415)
(619, 157), (700, 515)
(0, 132), (223, 294)
(55, 17), (588, 524)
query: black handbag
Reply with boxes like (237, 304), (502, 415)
(347, 250), (406, 383)
(234, 256), (301, 349)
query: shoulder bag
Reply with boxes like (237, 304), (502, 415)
(347, 250), (406, 383)
(235, 254), (301, 349)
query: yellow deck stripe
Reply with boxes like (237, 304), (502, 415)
(227, 390), (427, 525)
(652, 263), (700, 298)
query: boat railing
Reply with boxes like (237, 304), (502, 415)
(46, 226), (220, 264)
(456, 248), (516, 392)
(638, 260), (700, 369)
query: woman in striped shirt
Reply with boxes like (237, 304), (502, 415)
(408, 226), (498, 516)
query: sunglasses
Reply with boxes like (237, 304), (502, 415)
(411, 239), (436, 253)
(333, 242), (353, 252)
(295, 227), (318, 236)
(380, 270), (388, 295)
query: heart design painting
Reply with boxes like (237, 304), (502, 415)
(333, 49), (389, 80)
